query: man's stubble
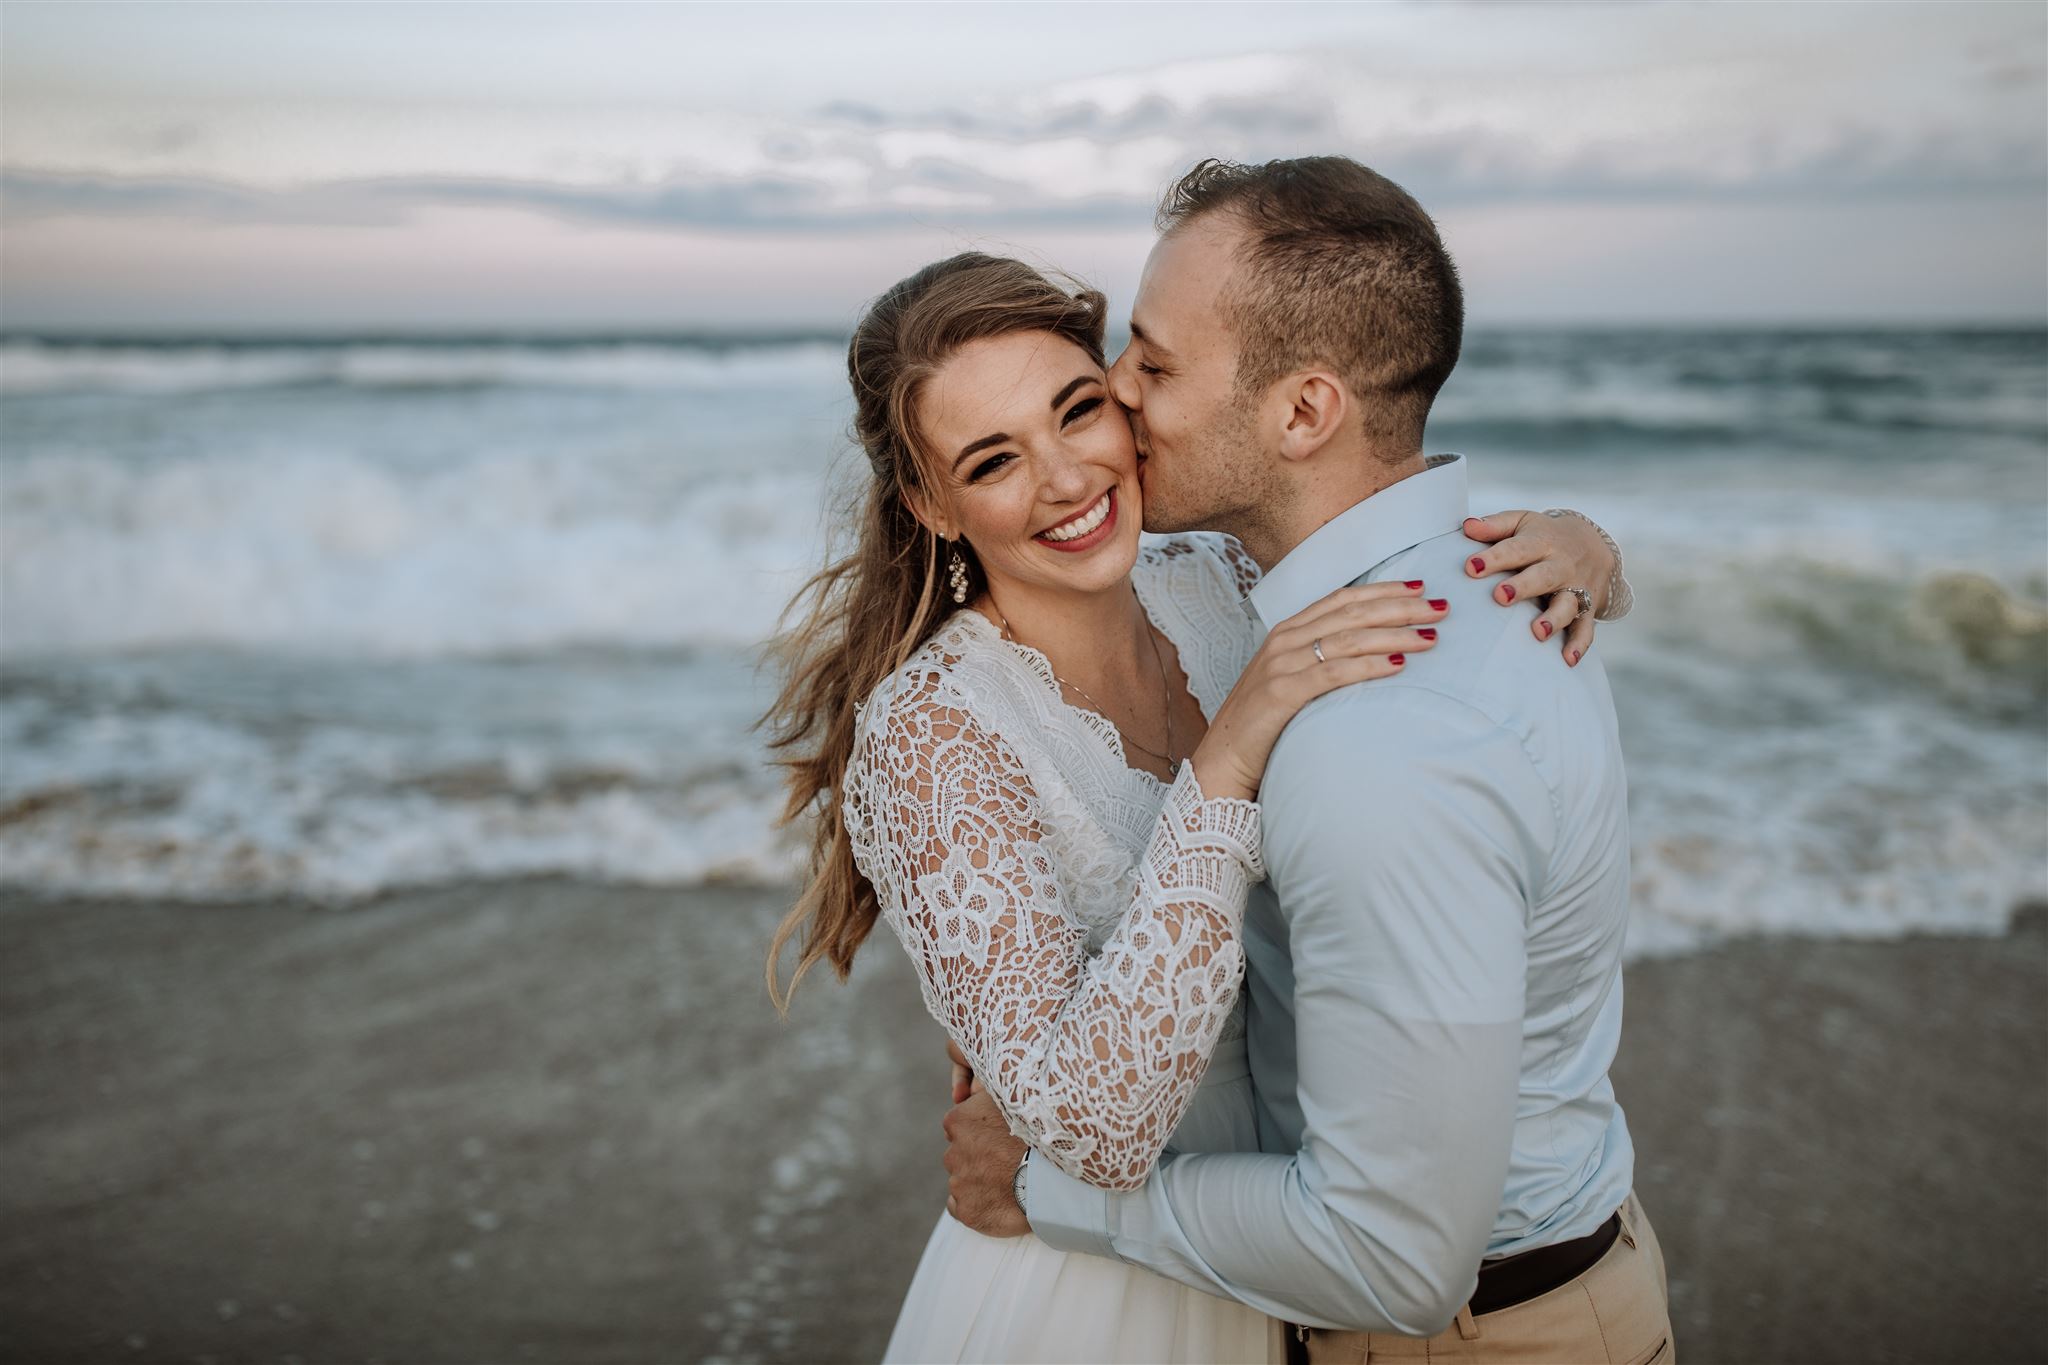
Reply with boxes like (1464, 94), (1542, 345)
(1138, 392), (1290, 562)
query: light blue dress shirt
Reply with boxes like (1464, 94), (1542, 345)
(1025, 453), (1637, 1335)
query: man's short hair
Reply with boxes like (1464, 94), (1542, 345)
(1157, 156), (1463, 451)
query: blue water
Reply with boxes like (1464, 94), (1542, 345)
(2, 328), (2042, 953)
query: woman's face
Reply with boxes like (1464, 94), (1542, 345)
(913, 330), (1142, 603)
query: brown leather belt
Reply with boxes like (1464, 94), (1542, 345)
(1467, 1209), (1622, 1317)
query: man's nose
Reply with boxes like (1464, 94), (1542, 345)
(1107, 347), (1142, 410)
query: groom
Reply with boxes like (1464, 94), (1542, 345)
(943, 157), (1672, 1364)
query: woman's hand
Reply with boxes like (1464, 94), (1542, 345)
(1462, 509), (1619, 666)
(1193, 580), (1444, 801)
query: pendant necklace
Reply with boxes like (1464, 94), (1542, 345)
(984, 593), (1178, 769)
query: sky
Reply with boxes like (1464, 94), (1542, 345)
(2, 1), (2044, 333)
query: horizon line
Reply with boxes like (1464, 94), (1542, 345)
(5, 319), (2045, 344)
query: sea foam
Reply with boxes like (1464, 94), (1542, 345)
(0, 338), (846, 396)
(2, 330), (2041, 958)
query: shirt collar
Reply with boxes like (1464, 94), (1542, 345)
(1246, 452), (1471, 628)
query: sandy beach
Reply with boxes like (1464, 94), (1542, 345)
(3, 882), (2042, 1365)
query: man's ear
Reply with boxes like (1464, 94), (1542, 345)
(1273, 371), (1349, 465)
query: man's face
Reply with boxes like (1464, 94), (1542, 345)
(1106, 214), (1275, 536)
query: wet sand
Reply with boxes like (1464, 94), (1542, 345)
(2, 883), (2042, 1365)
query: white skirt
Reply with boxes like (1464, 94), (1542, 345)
(882, 1050), (1283, 1365)
(882, 1212), (1283, 1365)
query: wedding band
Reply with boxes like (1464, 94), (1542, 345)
(1563, 586), (1594, 616)
(1311, 637), (1327, 664)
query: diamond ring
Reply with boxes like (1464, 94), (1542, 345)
(1311, 637), (1327, 664)
(1563, 586), (1594, 616)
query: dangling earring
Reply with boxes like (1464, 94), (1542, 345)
(947, 542), (970, 604)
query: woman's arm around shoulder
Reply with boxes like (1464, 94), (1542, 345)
(843, 669), (1261, 1191)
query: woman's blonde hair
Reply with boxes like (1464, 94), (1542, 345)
(759, 252), (1108, 1011)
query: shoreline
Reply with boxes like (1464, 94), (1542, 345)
(3, 882), (2043, 1364)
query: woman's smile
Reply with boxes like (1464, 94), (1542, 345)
(1035, 488), (1119, 551)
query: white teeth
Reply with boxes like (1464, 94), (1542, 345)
(1039, 492), (1111, 543)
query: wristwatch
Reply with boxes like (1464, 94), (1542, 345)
(1012, 1148), (1031, 1216)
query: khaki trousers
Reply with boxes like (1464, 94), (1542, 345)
(1304, 1192), (1674, 1365)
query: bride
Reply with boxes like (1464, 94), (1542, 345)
(762, 252), (1627, 1363)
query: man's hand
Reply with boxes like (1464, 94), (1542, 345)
(941, 1089), (1030, 1238)
(947, 1037), (975, 1103)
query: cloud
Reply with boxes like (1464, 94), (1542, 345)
(5, 6), (2042, 330)
(101, 119), (206, 159)
(7, 98), (2039, 242)
(4, 12), (2042, 238)
(813, 81), (1331, 145)
(0, 165), (1156, 233)
(0, 168), (413, 226)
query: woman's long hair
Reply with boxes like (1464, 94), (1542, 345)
(760, 252), (1108, 1011)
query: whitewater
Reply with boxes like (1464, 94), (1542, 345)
(2, 329), (2042, 956)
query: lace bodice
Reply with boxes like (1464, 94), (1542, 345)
(843, 534), (1265, 1190)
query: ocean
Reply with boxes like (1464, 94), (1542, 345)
(2, 328), (2042, 955)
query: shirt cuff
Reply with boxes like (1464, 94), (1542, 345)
(1021, 1150), (1120, 1259)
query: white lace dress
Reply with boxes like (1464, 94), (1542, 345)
(843, 533), (1281, 1365)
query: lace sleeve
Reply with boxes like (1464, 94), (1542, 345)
(844, 673), (1259, 1190)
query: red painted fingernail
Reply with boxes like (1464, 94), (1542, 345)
(1567, 649), (1581, 666)
(1428, 598), (1448, 611)
(1388, 654), (1405, 665)
(1417, 628), (1437, 640)
(1537, 620), (1552, 639)
(1405, 580), (1424, 589)
(1500, 584), (1516, 603)
(1468, 557), (1486, 575)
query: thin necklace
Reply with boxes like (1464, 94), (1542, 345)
(984, 591), (1178, 768)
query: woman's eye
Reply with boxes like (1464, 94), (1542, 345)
(1060, 396), (1104, 429)
(968, 454), (1012, 482)
(1136, 362), (1164, 377)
